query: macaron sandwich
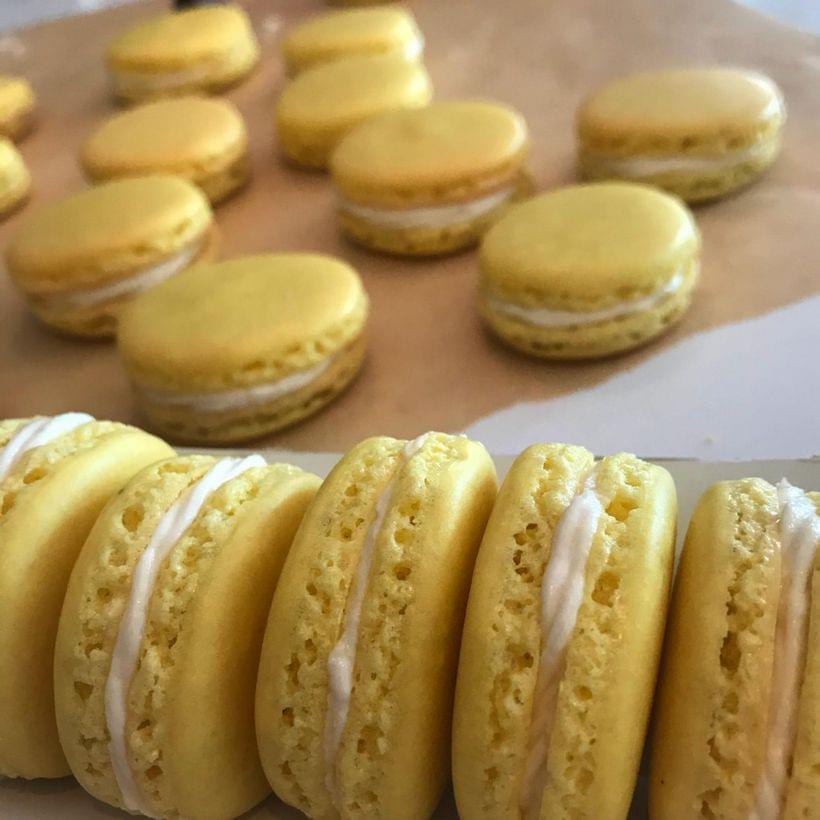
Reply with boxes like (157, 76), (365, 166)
(6, 176), (214, 338)
(331, 101), (531, 256)
(0, 137), (30, 220)
(0, 74), (36, 141)
(81, 96), (250, 204)
(577, 68), (786, 202)
(282, 6), (424, 76)
(256, 433), (497, 818)
(117, 254), (369, 443)
(651, 478), (820, 818)
(55, 453), (320, 818)
(479, 182), (700, 359)
(453, 444), (677, 819)
(106, 4), (259, 104)
(0, 414), (172, 779)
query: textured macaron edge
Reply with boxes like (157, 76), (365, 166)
(256, 436), (406, 818)
(650, 478), (781, 819)
(333, 434), (496, 818)
(0, 422), (173, 779)
(452, 443), (594, 819)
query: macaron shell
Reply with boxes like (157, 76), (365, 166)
(540, 453), (675, 818)
(276, 53), (432, 169)
(55, 455), (215, 810)
(577, 69), (785, 152)
(133, 331), (367, 445)
(785, 490), (820, 817)
(479, 256), (699, 360)
(330, 101), (529, 206)
(6, 175), (212, 292)
(81, 97), (248, 204)
(283, 7), (422, 75)
(107, 5), (257, 69)
(480, 183), (700, 309)
(335, 435), (496, 818)
(256, 436), (405, 818)
(0, 422), (173, 778)
(0, 75), (36, 141)
(128, 464), (320, 818)
(453, 443), (594, 819)
(117, 254), (368, 392)
(0, 137), (31, 218)
(650, 479), (781, 818)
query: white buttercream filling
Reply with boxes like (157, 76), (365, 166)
(105, 455), (266, 817)
(751, 480), (820, 819)
(589, 142), (771, 177)
(47, 238), (203, 311)
(0, 413), (94, 481)
(139, 355), (334, 414)
(486, 269), (686, 329)
(323, 433), (431, 807)
(338, 185), (516, 230)
(520, 468), (604, 819)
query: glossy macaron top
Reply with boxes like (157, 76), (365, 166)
(331, 100), (529, 206)
(480, 183), (699, 310)
(277, 52), (432, 135)
(577, 68), (785, 153)
(0, 75), (35, 138)
(107, 5), (255, 70)
(283, 6), (422, 75)
(81, 96), (246, 180)
(117, 254), (368, 391)
(6, 176), (211, 292)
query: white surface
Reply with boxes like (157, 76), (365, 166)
(465, 295), (820, 459)
(2, 452), (817, 819)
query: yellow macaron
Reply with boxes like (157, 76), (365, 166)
(116, 254), (369, 444)
(0, 137), (30, 219)
(453, 444), (677, 819)
(478, 182), (700, 359)
(0, 414), (173, 779)
(6, 175), (215, 338)
(577, 68), (786, 202)
(276, 53), (432, 169)
(331, 100), (531, 256)
(55, 453), (320, 818)
(106, 4), (259, 104)
(283, 5), (423, 76)
(81, 96), (249, 204)
(256, 432), (497, 818)
(651, 478), (820, 818)
(0, 75), (36, 141)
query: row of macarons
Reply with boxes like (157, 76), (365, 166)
(0, 412), (817, 819)
(5, 181), (703, 445)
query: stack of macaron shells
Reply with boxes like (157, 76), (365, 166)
(0, 414), (817, 820)
(5, 175), (215, 338)
(116, 254), (369, 444)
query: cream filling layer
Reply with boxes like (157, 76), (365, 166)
(588, 142), (771, 177)
(105, 455), (265, 817)
(0, 413), (94, 481)
(486, 269), (686, 329)
(139, 355), (334, 414)
(339, 184), (516, 230)
(520, 468), (604, 820)
(47, 238), (203, 311)
(751, 480), (820, 819)
(323, 433), (430, 807)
